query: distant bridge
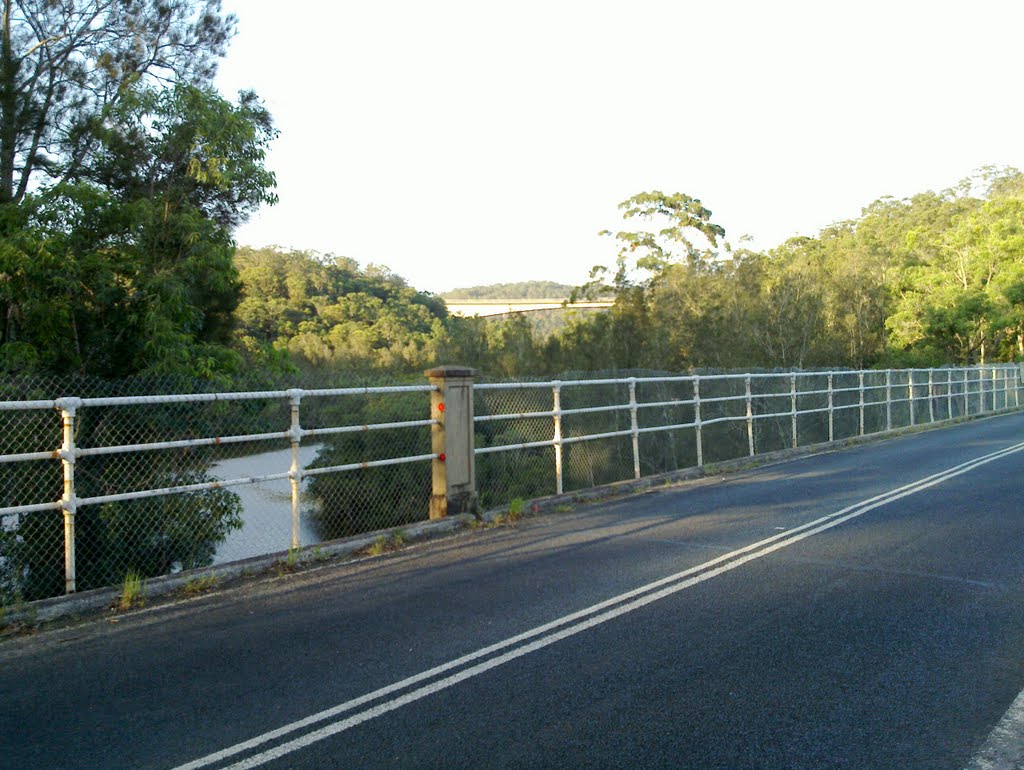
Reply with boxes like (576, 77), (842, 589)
(444, 298), (614, 317)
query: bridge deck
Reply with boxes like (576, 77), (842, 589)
(444, 298), (614, 317)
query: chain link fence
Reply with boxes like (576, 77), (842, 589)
(0, 371), (436, 608)
(475, 366), (1024, 511)
(2, 364), (1021, 609)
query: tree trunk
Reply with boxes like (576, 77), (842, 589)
(0, 0), (16, 203)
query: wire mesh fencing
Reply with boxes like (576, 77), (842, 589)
(0, 372), (437, 607)
(474, 366), (1024, 511)
(1, 364), (1021, 609)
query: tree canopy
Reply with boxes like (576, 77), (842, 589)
(0, 2), (276, 380)
(225, 170), (1024, 383)
(0, 82), (277, 379)
(0, 0), (235, 204)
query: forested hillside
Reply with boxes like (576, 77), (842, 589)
(552, 175), (1024, 372)
(231, 168), (1024, 378)
(442, 281), (578, 299)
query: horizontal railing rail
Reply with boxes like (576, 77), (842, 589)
(1, 364), (1021, 606)
(1, 384), (439, 600)
(473, 366), (1023, 497)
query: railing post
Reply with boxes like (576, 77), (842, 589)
(287, 389), (304, 550)
(425, 366), (478, 518)
(56, 397), (81, 594)
(992, 367), (997, 411)
(947, 369), (953, 419)
(628, 379), (640, 480)
(827, 373), (834, 442)
(553, 381), (564, 495)
(745, 375), (754, 457)
(908, 371), (916, 427)
(927, 369), (935, 423)
(693, 375), (703, 467)
(885, 369), (892, 431)
(858, 371), (865, 436)
(790, 373), (798, 449)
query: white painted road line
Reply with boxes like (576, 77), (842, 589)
(967, 687), (1024, 770)
(175, 440), (1024, 770)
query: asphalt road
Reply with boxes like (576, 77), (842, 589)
(3, 413), (1024, 769)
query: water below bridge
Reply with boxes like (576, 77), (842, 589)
(210, 444), (324, 564)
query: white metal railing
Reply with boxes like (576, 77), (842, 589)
(2, 363), (1022, 602)
(474, 365), (1024, 496)
(0, 385), (438, 594)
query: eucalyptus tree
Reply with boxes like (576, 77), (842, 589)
(0, 0), (234, 205)
(571, 191), (728, 369)
(885, 169), (1024, 364)
(0, 82), (277, 378)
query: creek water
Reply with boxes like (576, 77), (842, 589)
(210, 444), (324, 564)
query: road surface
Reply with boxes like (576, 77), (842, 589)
(3, 412), (1024, 768)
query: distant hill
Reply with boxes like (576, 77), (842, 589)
(442, 281), (577, 300)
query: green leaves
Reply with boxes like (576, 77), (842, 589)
(886, 170), (1024, 363)
(0, 0), (236, 204)
(597, 190), (727, 294)
(0, 80), (276, 381)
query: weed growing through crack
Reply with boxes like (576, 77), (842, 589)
(183, 574), (219, 597)
(118, 571), (146, 610)
(507, 498), (525, 524)
(275, 548), (302, 576)
(366, 530), (407, 557)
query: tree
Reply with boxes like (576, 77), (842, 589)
(577, 191), (726, 301)
(443, 281), (581, 300)
(568, 191), (727, 370)
(886, 170), (1024, 364)
(0, 82), (277, 378)
(232, 246), (454, 375)
(0, 4), (274, 604)
(0, 0), (234, 205)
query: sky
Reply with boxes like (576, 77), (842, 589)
(214, 0), (1024, 295)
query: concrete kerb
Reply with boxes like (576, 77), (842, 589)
(4, 405), (1019, 633)
(1, 513), (475, 630)
(479, 405), (1024, 521)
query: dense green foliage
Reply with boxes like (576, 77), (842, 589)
(0, 1), (266, 603)
(233, 247), (447, 372)
(231, 246), (563, 378)
(1, 85), (277, 379)
(239, 171), (1024, 383)
(554, 175), (1024, 372)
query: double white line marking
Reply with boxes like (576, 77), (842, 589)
(177, 440), (1024, 769)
